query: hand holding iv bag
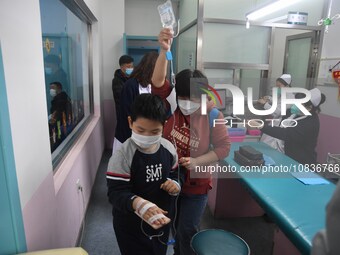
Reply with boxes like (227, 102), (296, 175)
(158, 0), (177, 76)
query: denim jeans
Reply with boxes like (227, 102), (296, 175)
(173, 193), (208, 255)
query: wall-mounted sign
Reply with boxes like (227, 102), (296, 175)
(287, 12), (308, 25)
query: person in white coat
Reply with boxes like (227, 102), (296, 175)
(257, 74), (294, 152)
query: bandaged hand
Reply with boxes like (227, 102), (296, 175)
(133, 197), (169, 226)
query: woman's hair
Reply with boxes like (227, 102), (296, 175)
(130, 94), (167, 125)
(295, 92), (326, 114)
(130, 51), (159, 87)
(175, 69), (209, 98)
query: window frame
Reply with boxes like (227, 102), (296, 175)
(41, 0), (97, 169)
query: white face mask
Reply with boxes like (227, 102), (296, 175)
(131, 131), (162, 149)
(50, 89), (57, 97)
(178, 99), (200, 116)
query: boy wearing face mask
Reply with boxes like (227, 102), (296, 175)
(107, 94), (182, 255)
(151, 28), (231, 255)
(112, 55), (134, 116)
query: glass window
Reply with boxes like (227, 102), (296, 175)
(204, 69), (234, 86)
(40, 0), (91, 158)
(179, 0), (198, 28)
(239, 69), (263, 100)
(203, 23), (270, 64)
(177, 25), (197, 72)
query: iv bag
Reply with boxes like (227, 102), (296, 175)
(157, 0), (176, 29)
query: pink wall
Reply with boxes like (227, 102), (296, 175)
(22, 117), (104, 251)
(317, 114), (340, 163)
(22, 172), (58, 251)
(103, 99), (116, 149)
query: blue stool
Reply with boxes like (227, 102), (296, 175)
(191, 229), (250, 255)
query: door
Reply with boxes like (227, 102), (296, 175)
(127, 48), (159, 66)
(284, 32), (318, 88)
(123, 34), (160, 66)
(0, 45), (27, 254)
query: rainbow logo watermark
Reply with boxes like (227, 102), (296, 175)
(199, 84), (223, 107)
(190, 79), (223, 115)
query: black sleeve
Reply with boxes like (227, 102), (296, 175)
(115, 79), (137, 142)
(112, 78), (123, 107)
(261, 116), (316, 144)
(120, 79), (137, 116)
(107, 179), (135, 213)
(112, 78), (115, 99)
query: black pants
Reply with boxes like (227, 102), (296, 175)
(113, 216), (169, 255)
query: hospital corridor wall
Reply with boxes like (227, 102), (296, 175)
(0, 0), (106, 252)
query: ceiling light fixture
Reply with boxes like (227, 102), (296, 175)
(265, 14), (288, 23)
(246, 0), (302, 21)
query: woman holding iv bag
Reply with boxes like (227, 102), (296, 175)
(152, 28), (231, 255)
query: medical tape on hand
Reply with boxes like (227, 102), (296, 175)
(148, 214), (166, 224)
(135, 198), (146, 213)
(139, 202), (156, 217)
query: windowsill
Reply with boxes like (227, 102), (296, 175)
(53, 115), (100, 194)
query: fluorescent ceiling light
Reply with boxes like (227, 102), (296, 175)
(246, 0), (301, 21)
(265, 14), (288, 23)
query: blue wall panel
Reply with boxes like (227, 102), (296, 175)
(0, 45), (27, 254)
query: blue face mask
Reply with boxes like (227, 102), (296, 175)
(125, 68), (133, 76)
(290, 105), (302, 115)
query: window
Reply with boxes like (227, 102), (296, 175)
(39, 0), (95, 167)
